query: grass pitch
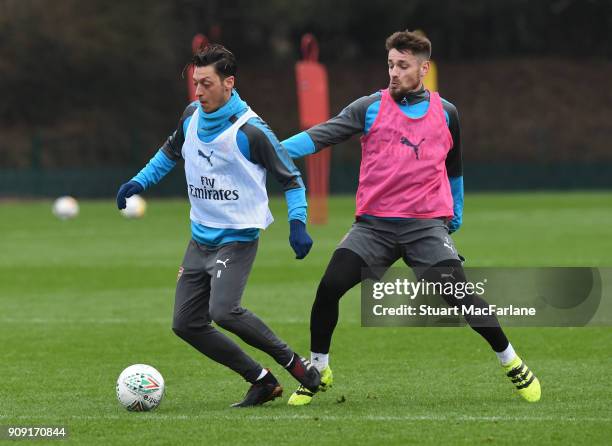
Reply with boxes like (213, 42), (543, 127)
(1, 193), (611, 445)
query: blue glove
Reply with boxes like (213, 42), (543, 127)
(116, 180), (144, 209)
(289, 220), (313, 259)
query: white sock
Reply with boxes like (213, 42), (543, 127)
(256, 368), (268, 381)
(311, 352), (329, 371)
(496, 343), (517, 366)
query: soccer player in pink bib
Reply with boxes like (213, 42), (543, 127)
(282, 30), (541, 405)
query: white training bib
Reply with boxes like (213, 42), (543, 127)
(181, 107), (274, 229)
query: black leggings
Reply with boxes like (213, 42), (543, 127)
(310, 249), (509, 354)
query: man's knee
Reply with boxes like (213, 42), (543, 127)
(171, 322), (194, 343)
(172, 319), (218, 340)
(209, 304), (243, 326)
(316, 248), (365, 300)
(172, 311), (189, 334)
(317, 270), (355, 300)
(172, 311), (197, 336)
(172, 312), (212, 336)
(419, 259), (464, 281)
(419, 259), (471, 308)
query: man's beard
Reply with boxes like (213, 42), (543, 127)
(388, 80), (421, 101)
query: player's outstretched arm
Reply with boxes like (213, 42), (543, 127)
(116, 150), (176, 209)
(116, 147), (177, 209)
(282, 94), (376, 160)
(116, 103), (196, 210)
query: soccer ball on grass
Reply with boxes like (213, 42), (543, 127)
(116, 364), (164, 411)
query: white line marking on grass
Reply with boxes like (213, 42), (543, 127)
(0, 318), (167, 324)
(1, 414), (610, 423)
(0, 318), (323, 325)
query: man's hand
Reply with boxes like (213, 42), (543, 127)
(289, 220), (313, 259)
(116, 180), (144, 209)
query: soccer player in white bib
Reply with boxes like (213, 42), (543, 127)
(282, 30), (541, 405)
(116, 45), (320, 407)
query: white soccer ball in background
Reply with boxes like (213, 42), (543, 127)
(52, 196), (79, 220)
(116, 364), (165, 412)
(120, 194), (147, 219)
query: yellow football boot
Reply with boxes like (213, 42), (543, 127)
(503, 356), (541, 402)
(287, 366), (333, 406)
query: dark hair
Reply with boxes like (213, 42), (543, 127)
(385, 30), (431, 59)
(191, 44), (237, 78)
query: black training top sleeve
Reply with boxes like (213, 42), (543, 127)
(305, 93), (380, 151)
(161, 102), (198, 161)
(441, 99), (463, 177)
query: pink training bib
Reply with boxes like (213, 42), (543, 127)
(356, 89), (454, 218)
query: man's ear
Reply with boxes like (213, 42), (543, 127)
(420, 60), (430, 79)
(224, 75), (235, 91)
